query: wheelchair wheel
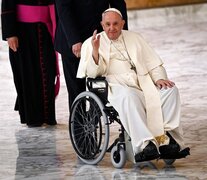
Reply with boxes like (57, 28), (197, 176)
(69, 91), (110, 165)
(163, 159), (176, 165)
(111, 145), (126, 169)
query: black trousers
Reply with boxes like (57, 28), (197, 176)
(61, 54), (86, 110)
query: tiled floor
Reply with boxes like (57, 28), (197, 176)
(0, 3), (207, 180)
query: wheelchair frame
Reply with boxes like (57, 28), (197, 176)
(69, 77), (128, 168)
(69, 77), (175, 168)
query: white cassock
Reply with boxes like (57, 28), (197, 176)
(77, 30), (186, 155)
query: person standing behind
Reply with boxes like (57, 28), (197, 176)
(54, 0), (128, 110)
(1, 0), (59, 127)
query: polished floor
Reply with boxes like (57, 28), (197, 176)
(0, 4), (207, 180)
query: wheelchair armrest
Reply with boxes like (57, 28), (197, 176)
(86, 77), (108, 91)
(86, 77), (108, 104)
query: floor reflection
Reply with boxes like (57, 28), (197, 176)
(15, 126), (61, 179)
(72, 160), (188, 179)
(74, 165), (105, 180)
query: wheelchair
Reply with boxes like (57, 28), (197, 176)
(69, 77), (176, 168)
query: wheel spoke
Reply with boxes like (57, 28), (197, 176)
(69, 91), (109, 164)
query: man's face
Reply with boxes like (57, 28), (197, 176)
(101, 12), (125, 40)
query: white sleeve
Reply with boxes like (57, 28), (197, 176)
(86, 55), (107, 78)
(149, 65), (168, 83)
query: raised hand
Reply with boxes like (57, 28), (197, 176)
(91, 30), (100, 64)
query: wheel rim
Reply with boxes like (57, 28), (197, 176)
(69, 92), (109, 164)
(113, 151), (121, 163)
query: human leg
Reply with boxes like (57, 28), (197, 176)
(61, 54), (86, 109)
(160, 86), (190, 158)
(108, 86), (159, 161)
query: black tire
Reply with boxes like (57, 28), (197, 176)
(69, 91), (109, 165)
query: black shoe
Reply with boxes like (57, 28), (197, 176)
(159, 133), (190, 159)
(47, 121), (57, 125)
(160, 147), (190, 159)
(159, 133), (180, 155)
(27, 123), (43, 127)
(159, 143), (180, 155)
(135, 142), (160, 162)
